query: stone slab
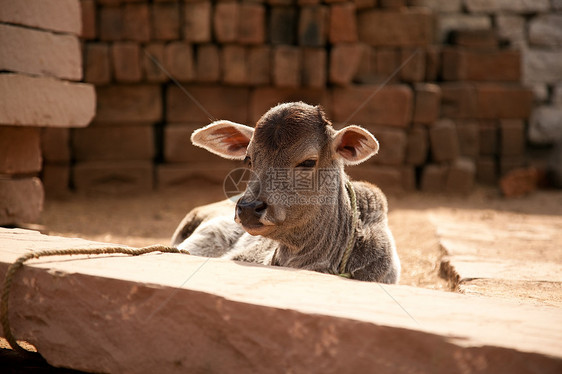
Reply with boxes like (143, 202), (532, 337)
(0, 228), (561, 373)
(0, 23), (82, 81)
(0, 74), (95, 128)
(433, 214), (562, 306)
(0, 0), (81, 35)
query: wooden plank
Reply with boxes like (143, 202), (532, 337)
(0, 228), (560, 373)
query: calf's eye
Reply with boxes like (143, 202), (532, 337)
(297, 159), (317, 168)
(244, 156), (252, 167)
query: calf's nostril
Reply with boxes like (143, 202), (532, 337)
(255, 201), (267, 214)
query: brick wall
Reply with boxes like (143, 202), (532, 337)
(70, 0), (553, 196)
(0, 0), (95, 225)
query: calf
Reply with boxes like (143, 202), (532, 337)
(171, 102), (400, 283)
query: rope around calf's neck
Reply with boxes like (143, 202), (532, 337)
(0, 244), (188, 355)
(338, 180), (358, 278)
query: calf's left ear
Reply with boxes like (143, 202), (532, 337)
(332, 125), (379, 165)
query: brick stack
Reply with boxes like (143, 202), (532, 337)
(0, 0), (95, 225)
(411, 0), (562, 188)
(74, 0), (538, 195)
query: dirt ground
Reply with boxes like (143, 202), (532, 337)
(36, 181), (562, 297)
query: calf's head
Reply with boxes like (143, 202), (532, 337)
(191, 102), (379, 238)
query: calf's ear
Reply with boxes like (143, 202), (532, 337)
(332, 125), (379, 165)
(191, 120), (254, 160)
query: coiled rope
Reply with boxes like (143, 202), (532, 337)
(1, 244), (187, 355)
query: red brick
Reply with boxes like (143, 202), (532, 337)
(376, 48), (400, 83)
(500, 119), (525, 157)
(402, 166), (416, 191)
(500, 156), (527, 176)
(143, 43), (168, 82)
(400, 48), (426, 82)
(429, 119), (460, 162)
(151, 2), (180, 40)
(369, 127), (407, 166)
(167, 85), (250, 124)
(299, 5), (328, 47)
(273, 46), (301, 87)
(358, 9), (434, 47)
(413, 83), (441, 124)
(420, 164), (447, 193)
(239, 3), (266, 44)
(302, 48), (327, 88)
(445, 158), (475, 195)
(72, 126), (155, 162)
(450, 30), (498, 49)
(0, 74), (95, 128)
(164, 125), (231, 163)
(0, 127), (41, 175)
(299, 0), (323, 4)
(184, 2), (212, 43)
(248, 46), (271, 86)
(0, 24), (82, 81)
(354, 0), (377, 9)
(0, 0), (81, 35)
(476, 84), (533, 119)
(112, 42), (142, 82)
(214, 2), (239, 43)
(99, 6), (122, 41)
(268, 0), (295, 5)
(425, 46), (441, 81)
(478, 120), (499, 156)
(440, 83), (477, 119)
(0, 178), (44, 225)
(476, 157), (497, 185)
(331, 85), (413, 127)
(95, 85), (162, 124)
(42, 164), (70, 198)
(157, 163), (239, 188)
(329, 3), (358, 43)
(73, 161), (153, 194)
(500, 167), (538, 198)
(330, 44), (362, 86)
(41, 128), (70, 163)
(122, 3), (150, 42)
(456, 121), (479, 159)
(379, 0), (405, 8)
(81, 0), (96, 39)
(164, 42), (194, 82)
(222, 46), (248, 85)
(196, 44), (220, 83)
(347, 165), (404, 194)
(406, 125), (428, 166)
(442, 48), (521, 82)
(355, 44), (377, 83)
(270, 6), (297, 45)
(84, 43), (111, 85)
(250, 88), (330, 123)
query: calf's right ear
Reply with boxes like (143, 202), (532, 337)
(191, 120), (254, 160)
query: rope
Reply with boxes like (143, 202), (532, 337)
(338, 180), (359, 277)
(1, 244), (187, 355)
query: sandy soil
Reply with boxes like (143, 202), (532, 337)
(36, 181), (562, 295)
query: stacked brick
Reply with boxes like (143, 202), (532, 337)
(411, 0), (562, 188)
(0, 0), (95, 225)
(73, 0), (539, 195)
